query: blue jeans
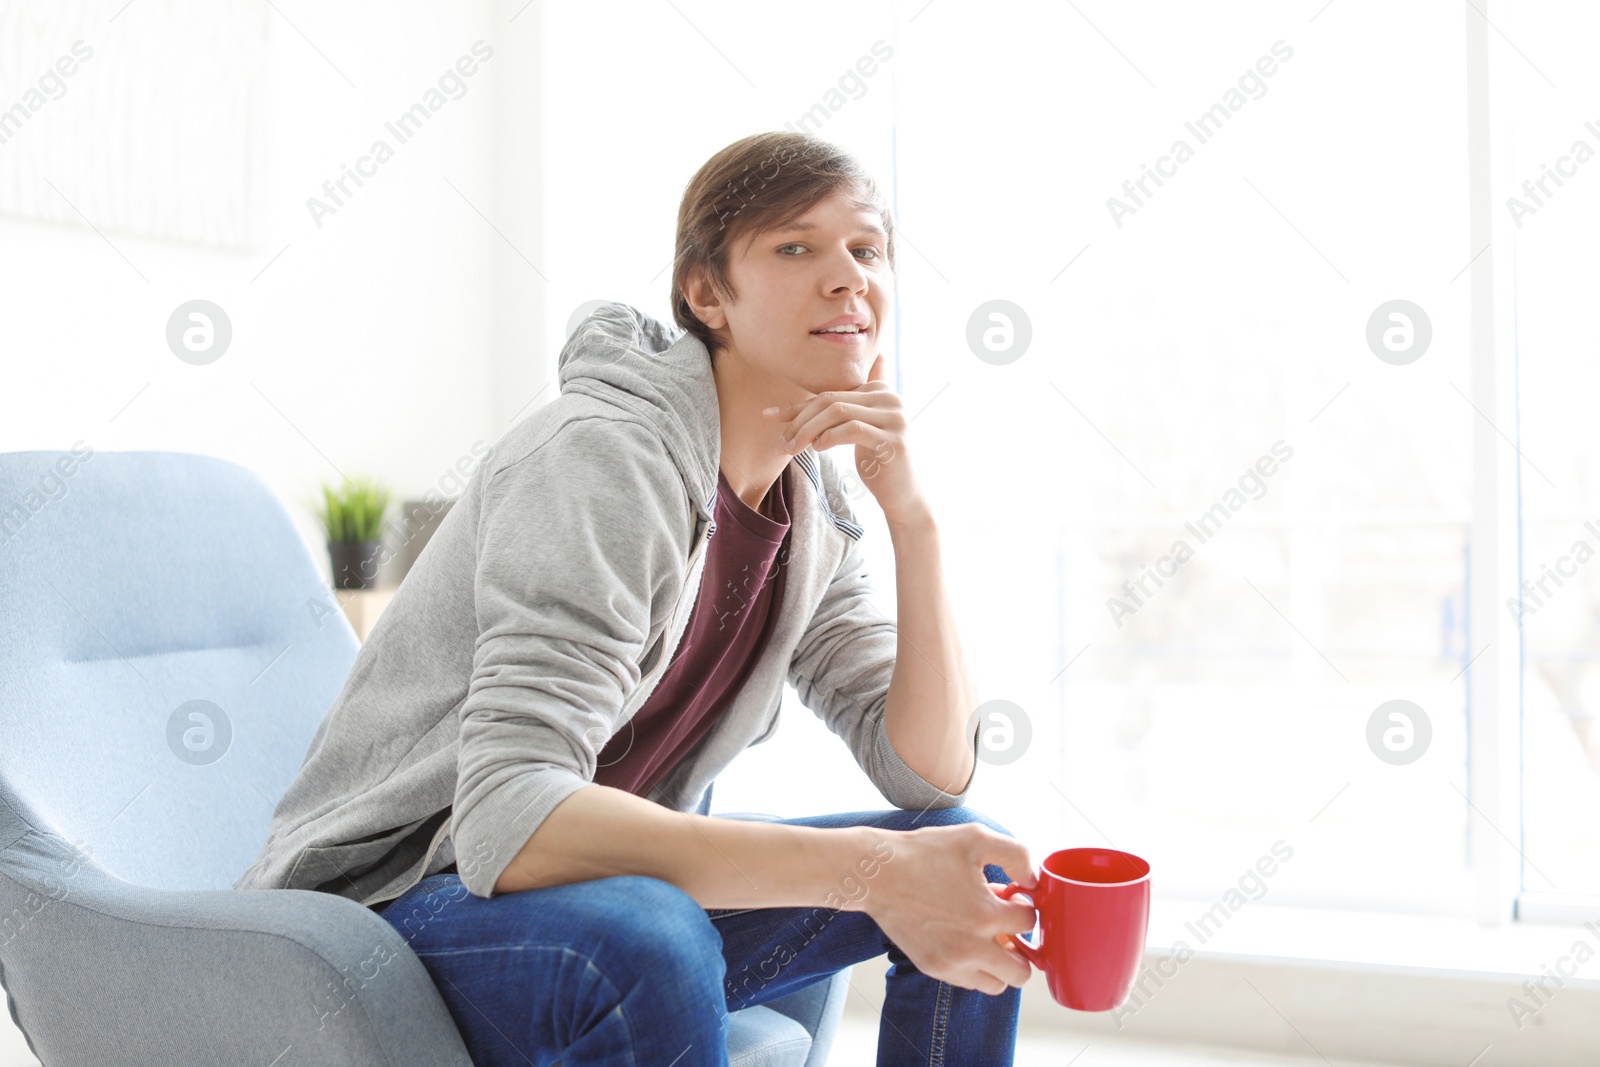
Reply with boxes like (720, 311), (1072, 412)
(376, 805), (1025, 1066)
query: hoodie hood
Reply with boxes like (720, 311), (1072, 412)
(558, 302), (722, 522)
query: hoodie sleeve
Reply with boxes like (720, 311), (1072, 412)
(786, 455), (980, 810)
(451, 419), (688, 899)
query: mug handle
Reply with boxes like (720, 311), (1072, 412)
(997, 882), (1046, 968)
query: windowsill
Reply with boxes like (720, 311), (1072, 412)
(1143, 895), (1600, 979)
(834, 892), (1600, 1062)
(996, 896), (1600, 1064)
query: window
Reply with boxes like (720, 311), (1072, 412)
(540, 0), (1598, 924)
(891, 2), (1479, 913)
(1497, 0), (1600, 914)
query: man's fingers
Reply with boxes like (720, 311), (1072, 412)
(783, 402), (886, 452)
(993, 932), (1034, 969)
(762, 381), (892, 418)
(977, 953), (1031, 991)
(770, 389), (899, 445)
(812, 419), (896, 455)
(965, 826), (1037, 889)
(987, 888), (1040, 953)
(962, 968), (1006, 996)
(990, 892), (1040, 933)
(991, 937), (1034, 986)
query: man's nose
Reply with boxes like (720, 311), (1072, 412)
(823, 249), (870, 295)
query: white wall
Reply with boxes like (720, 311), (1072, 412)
(0, 0), (543, 576)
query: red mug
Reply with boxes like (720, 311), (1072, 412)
(998, 847), (1151, 1011)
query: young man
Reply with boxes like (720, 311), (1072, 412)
(235, 132), (1039, 1065)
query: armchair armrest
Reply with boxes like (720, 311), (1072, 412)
(0, 827), (472, 1067)
(762, 971), (851, 1067)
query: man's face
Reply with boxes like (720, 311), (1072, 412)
(703, 189), (892, 396)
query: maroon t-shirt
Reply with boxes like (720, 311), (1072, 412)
(591, 464), (791, 797)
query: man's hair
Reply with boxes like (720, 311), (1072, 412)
(671, 131), (896, 354)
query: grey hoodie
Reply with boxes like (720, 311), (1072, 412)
(232, 303), (979, 908)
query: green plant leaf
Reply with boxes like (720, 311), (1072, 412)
(314, 475), (392, 542)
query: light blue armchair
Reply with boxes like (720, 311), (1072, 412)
(0, 449), (847, 1066)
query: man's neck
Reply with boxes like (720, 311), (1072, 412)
(711, 344), (802, 511)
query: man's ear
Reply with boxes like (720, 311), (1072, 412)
(682, 267), (729, 332)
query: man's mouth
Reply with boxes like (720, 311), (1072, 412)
(810, 323), (869, 345)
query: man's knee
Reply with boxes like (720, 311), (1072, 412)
(910, 804), (1013, 838)
(594, 876), (725, 981)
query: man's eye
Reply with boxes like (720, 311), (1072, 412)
(855, 247), (881, 260)
(777, 244), (806, 255)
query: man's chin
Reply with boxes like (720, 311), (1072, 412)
(809, 361), (875, 394)
(773, 353), (873, 401)
(801, 377), (864, 398)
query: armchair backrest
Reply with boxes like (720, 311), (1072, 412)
(0, 450), (358, 891)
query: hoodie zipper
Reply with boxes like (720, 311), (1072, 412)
(365, 514), (717, 909)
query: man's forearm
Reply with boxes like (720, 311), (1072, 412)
(493, 783), (892, 910)
(882, 505), (980, 793)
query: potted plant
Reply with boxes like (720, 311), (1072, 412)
(315, 477), (392, 590)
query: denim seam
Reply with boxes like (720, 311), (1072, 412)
(930, 977), (952, 1067)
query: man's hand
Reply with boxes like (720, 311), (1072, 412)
(859, 821), (1039, 995)
(763, 352), (925, 525)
